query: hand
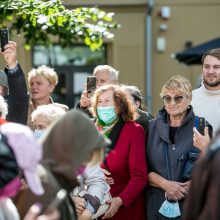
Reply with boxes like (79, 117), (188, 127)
(193, 127), (210, 154)
(102, 169), (114, 185)
(71, 196), (86, 215)
(24, 204), (60, 220)
(164, 180), (187, 201)
(1, 41), (17, 69)
(102, 197), (123, 219)
(182, 180), (191, 197)
(80, 89), (90, 108)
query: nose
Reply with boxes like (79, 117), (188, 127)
(30, 83), (37, 90)
(169, 98), (176, 105)
(207, 66), (215, 74)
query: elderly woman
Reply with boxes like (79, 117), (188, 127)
(146, 75), (212, 220)
(31, 104), (66, 139)
(88, 84), (147, 220)
(27, 65), (68, 129)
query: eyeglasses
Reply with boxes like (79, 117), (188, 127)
(162, 95), (186, 104)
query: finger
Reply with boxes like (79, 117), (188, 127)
(179, 182), (187, 186)
(106, 177), (114, 182)
(102, 210), (113, 219)
(204, 127), (209, 136)
(84, 82), (87, 91)
(193, 127), (201, 137)
(177, 191), (184, 199)
(24, 204), (42, 220)
(102, 169), (111, 176)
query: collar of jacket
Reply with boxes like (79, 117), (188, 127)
(155, 106), (194, 143)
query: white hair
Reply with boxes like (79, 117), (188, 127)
(0, 96), (8, 119)
(31, 104), (66, 125)
(93, 65), (119, 82)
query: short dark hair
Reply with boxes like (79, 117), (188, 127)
(201, 48), (220, 64)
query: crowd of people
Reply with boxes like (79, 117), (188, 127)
(0, 39), (220, 220)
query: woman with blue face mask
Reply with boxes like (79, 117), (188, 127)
(146, 75), (212, 220)
(88, 85), (147, 220)
(31, 104), (66, 140)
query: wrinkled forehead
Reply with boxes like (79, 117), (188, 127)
(29, 75), (51, 86)
(95, 70), (113, 81)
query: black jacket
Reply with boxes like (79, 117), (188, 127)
(4, 64), (29, 125)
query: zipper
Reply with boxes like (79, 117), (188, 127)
(171, 144), (175, 180)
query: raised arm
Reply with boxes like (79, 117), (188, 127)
(3, 41), (29, 124)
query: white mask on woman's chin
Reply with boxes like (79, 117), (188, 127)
(34, 129), (45, 140)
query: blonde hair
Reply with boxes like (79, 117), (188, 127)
(0, 96), (8, 119)
(27, 65), (58, 87)
(31, 104), (66, 126)
(86, 148), (104, 167)
(160, 75), (192, 98)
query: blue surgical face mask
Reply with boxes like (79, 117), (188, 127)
(34, 129), (45, 140)
(97, 106), (117, 124)
(159, 200), (181, 218)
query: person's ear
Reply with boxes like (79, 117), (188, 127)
(188, 94), (192, 102)
(49, 84), (55, 93)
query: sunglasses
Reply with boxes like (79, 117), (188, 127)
(162, 95), (186, 104)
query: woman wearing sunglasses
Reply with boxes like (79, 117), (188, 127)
(146, 75), (212, 220)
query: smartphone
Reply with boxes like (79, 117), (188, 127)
(196, 117), (206, 135)
(42, 189), (67, 214)
(0, 28), (9, 52)
(87, 76), (96, 98)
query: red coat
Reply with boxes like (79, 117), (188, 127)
(101, 121), (147, 220)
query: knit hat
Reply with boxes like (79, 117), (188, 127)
(0, 70), (9, 92)
(0, 123), (44, 196)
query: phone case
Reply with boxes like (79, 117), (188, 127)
(196, 117), (206, 135)
(0, 28), (9, 52)
(87, 76), (96, 97)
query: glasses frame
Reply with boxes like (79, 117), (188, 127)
(162, 95), (187, 105)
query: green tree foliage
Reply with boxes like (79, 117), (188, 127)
(0, 0), (119, 50)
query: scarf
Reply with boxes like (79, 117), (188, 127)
(96, 116), (125, 168)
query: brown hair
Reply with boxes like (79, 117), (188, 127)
(201, 48), (220, 64)
(91, 85), (138, 122)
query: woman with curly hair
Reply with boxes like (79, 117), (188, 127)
(87, 85), (147, 220)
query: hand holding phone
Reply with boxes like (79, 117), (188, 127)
(0, 28), (9, 52)
(195, 117), (206, 135)
(87, 76), (96, 98)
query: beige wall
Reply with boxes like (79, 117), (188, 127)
(151, 1), (220, 114)
(107, 7), (147, 94)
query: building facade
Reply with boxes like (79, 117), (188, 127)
(2, 0), (220, 114)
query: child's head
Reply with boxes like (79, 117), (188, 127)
(85, 148), (104, 167)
